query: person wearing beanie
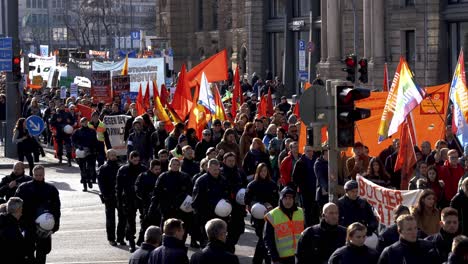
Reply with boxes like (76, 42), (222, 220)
(127, 118), (151, 166)
(337, 180), (378, 236)
(264, 187), (304, 264)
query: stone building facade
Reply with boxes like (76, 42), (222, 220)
(159, 0), (468, 96)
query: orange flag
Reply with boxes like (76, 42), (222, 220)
(383, 63), (389, 92)
(186, 50), (229, 87)
(171, 64), (192, 120)
(143, 81), (151, 110)
(153, 80), (174, 132)
(293, 101), (300, 117)
(298, 82), (313, 150)
(121, 54), (129, 75)
(213, 84), (227, 121)
(266, 88), (274, 117)
(394, 116), (417, 189)
(231, 66), (242, 119)
(188, 84), (207, 139)
(136, 84), (145, 116)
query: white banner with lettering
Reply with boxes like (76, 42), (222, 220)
(357, 175), (423, 226)
(103, 115), (130, 156)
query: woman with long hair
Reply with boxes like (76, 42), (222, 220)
(12, 118), (35, 175)
(426, 165), (447, 208)
(328, 222), (379, 264)
(239, 122), (256, 160)
(262, 124), (277, 150)
(411, 189), (440, 235)
(243, 138), (272, 181)
(365, 157), (391, 187)
(244, 163), (279, 264)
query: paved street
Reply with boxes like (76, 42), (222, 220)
(0, 165), (257, 264)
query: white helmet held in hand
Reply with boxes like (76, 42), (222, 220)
(35, 213), (55, 238)
(75, 149), (87, 159)
(251, 203), (267, 219)
(179, 195), (193, 213)
(214, 199), (232, 217)
(364, 233), (378, 250)
(63, 125), (74, 134)
(235, 188), (246, 205)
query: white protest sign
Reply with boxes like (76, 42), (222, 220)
(103, 115), (131, 156)
(60, 86), (67, 99)
(357, 175), (423, 226)
(70, 83), (78, 98)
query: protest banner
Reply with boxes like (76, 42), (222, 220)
(91, 71), (112, 103)
(112, 75), (130, 97)
(70, 83), (78, 98)
(357, 175), (423, 226)
(103, 115), (131, 156)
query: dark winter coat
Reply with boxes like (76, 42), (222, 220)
(129, 242), (157, 264)
(292, 154), (320, 195)
(376, 223), (427, 253)
(192, 173), (230, 218)
(135, 170), (160, 211)
(244, 178), (279, 208)
(115, 163), (146, 208)
(337, 195), (378, 235)
(314, 156), (328, 205)
(0, 172), (32, 201)
(329, 244), (379, 264)
(71, 126), (98, 153)
(242, 150), (271, 177)
(0, 213), (26, 264)
(189, 240), (239, 264)
(377, 238), (441, 264)
(425, 228), (459, 262)
(450, 190), (468, 236)
(194, 139), (216, 161)
(97, 160), (120, 200)
(181, 158), (200, 178)
(153, 171), (192, 216)
(148, 236), (189, 264)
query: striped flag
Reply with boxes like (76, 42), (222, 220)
(449, 49), (468, 147)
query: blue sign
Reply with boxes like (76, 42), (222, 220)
(0, 37), (12, 72)
(26, 115), (45, 136)
(298, 71), (309, 81)
(130, 31), (140, 40)
(298, 40), (306, 51)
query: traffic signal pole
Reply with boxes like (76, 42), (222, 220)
(326, 80), (340, 203)
(4, 0), (20, 158)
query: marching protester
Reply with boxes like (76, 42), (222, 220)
(88, 111), (112, 167)
(450, 178), (468, 236)
(50, 103), (74, 166)
(411, 189), (440, 236)
(12, 118), (36, 175)
(0, 162), (32, 203)
(0, 197), (26, 264)
(72, 117), (98, 191)
(425, 207), (460, 261)
(128, 226), (162, 264)
(148, 218), (189, 264)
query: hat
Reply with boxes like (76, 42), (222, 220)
(206, 147), (216, 155)
(202, 129), (211, 135)
(280, 187), (296, 200)
(80, 117), (88, 123)
(178, 134), (187, 143)
(213, 119), (222, 126)
(281, 96), (287, 100)
(353, 142), (364, 148)
(344, 180), (359, 191)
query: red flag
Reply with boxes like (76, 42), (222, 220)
(394, 117), (417, 189)
(383, 63), (389, 92)
(170, 64), (193, 120)
(231, 66), (241, 119)
(256, 95), (267, 119)
(186, 50), (229, 87)
(76, 104), (93, 120)
(153, 80), (174, 132)
(266, 88), (274, 117)
(293, 102), (300, 118)
(143, 81), (151, 110)
(136, 84), (145, 116)
(160, 83), (169, 106)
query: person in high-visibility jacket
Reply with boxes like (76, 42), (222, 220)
(89, 112), (112, 169)
(264, 186), (304, 264)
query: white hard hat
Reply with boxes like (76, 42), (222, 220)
(179, 195), (193, 213)
(251, 203), (267, 219)
(236, 188), (246, 205)
(214, 199), (232, 217)
(63, 124), (74, 134)
(36, 212), (55, 231)
(364, 233), (378, 250)
(75, 149), (87, 159)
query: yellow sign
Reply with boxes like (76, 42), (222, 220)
(420, 92), (445, 115)
(32, 75), (43, 86)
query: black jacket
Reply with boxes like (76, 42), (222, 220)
(194, 139), (216, 161)
(450, 190), (468, 236)
(153, 171), (192, 216)
(135, 170), (160, 211)
(116, 163), (146, 208)
(192, 173), (230, 218)
(314, 156), (328, 203)
(97, 160), (120, 200)
(127, 131), (152, 162)
(329, 244), (379, 264)
(148, 235), (189, 264)
(0, 172), (32, 201)
(244, 178), (279, 208)
(189, 240), (239, 264)
(296, 220), (346, 264)
(181, 158), (200, 178)
(378, 238), (441, 264)
(129, 242), (157, 264)
(15, 180), (61, 231)
(151, 129), (169, 156)
(425, 229), (458, 262)
(376, 223), (427, 253)
(292, 154), (320, 194)
(446, 253), (466, 264)
(0, 213), (26, 264)
(72, 126), (98, 152)
(242, 150), (271, 177)
(337, 195), (378, 235)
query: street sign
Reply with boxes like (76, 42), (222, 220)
(26, 115), (45, 136)
(0, 37), (12, 72)
(130, 31), (140, 40)
(298, 40), (306, 71)
(298, 71), (308, 81)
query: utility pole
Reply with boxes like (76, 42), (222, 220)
(352, 0), (358, 82)
(308, 0), (313, 84)
(5, 0), (20, 158)
(130, 0), (134, 50)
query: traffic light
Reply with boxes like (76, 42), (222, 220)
(342, 55), (357, 83)
(12, 56), (21, 81)
(29, 57), (36, 72)
(335, 85), (371, 148)
(358, 58), (368, 83)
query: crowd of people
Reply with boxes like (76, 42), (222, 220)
(1, 72), (468, 264)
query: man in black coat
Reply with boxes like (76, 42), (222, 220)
(72, 117), (98, 191)
(181, 146), (200, 178)
(116, 151), (146, 252)
(0, 162), (32, 203)
(0, 197), (26, 264)
(296, 203), (346, 264)
(151, 121), (169, 157)
(135, 159), (162, 245)
(15, 165), (61, 264)
(194, 129), (216, 161)
(148, 218), (189, 264)
(97, 149), (125, 246)
(378, 215), (441, 264)
(425, 207), (460, 262)
(337, 180), (378, 236)
(192, 159), (230, 247)
(292, 145), (321, 227)
(129, 225), (162, 264)
(50, 103), (74, 165)
(451, 178), (468, 236)
(190, 218), (239, 264)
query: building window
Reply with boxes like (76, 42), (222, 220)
(43, 0), (47, 8)
(269, 0), (285, 19)
(448, 22), (468, 77)
(404, 30), (416, 70)
(26, 0), (31, 8)
(405, 0), (415, 6)
(51, 0), (56, 8)
(268, 32), (285, 79)
(32, 0), (36, 8)
(212, 0), (218, 30)
(293, 0), (310, 17)
(448, 0), (468, 4)
(197, 0), (204, 31)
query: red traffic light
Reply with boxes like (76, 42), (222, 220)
(13, 57), (21, 65)
(344, 57), (356, 67)
(359, 59), (367, 67)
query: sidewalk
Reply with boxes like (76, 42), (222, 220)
(0, 144), (62, 169)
